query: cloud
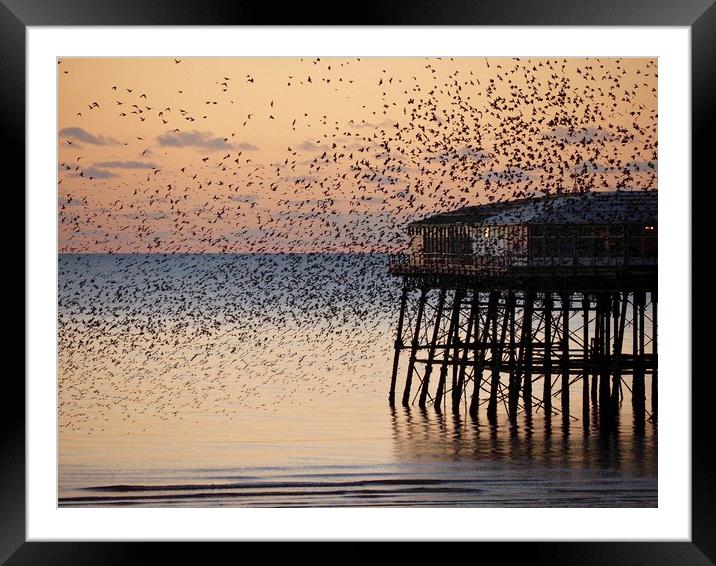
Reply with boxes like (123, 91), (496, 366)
(59, 127), (119, 145)
(545, 126), (612, 145)
(297, 140), (329, 152)
(625, 159), (658, 172)
(235, 142), (260, 151)
(426, 146), (493, 164)
(227, 194), (257, 203)
(93, 161), (158, 169)
(280, 196), (341, 206)
(58, 196), (82, 207)
(77, 167), (118, 179)
(156, 130), (234, 151)
(282, 174), (318, 183)
(350, 119), (394, 130)
(351, 121), (378, 129)
(297, 137), (363, 154)
(116, 211), (167, 220)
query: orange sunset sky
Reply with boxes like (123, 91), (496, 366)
(58, 57), (657, 253)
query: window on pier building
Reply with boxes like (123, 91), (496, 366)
(409, 233), (423, 255)
(608, 224), (625, 258)
(642, 225), (658, 256)
(472, 224), (510, 258)
(528, 225), (545, 257)
(556, 226), (577, 257)
(529, 225), (576, 258)
(594, 226), (609, 257)
(627, 224), (658, 258)
(574, 225), (615, 258)
(423, 225), (472, 256)
(448, 226), (473, 256)
(507, 226), (528, 256)
(422, 227), (441, 254)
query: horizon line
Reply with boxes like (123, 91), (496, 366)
(57, 251), (393, 255)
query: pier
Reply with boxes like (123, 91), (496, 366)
(387, 190), (657, 431)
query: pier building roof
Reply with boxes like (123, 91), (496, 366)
(409, 190), (657, 228)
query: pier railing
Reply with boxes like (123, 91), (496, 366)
(387, 252), (656, 277)
(388, 253), (509, 277)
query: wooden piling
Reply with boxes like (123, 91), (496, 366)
(598, 293), (612, 429)
(470, 293), (495, 418)
(651, 292), (658, 418)
(487, 292), (510, 423)
(468, 293), (488, 418)
(486, 292), (499, 421)
(561, 292), (570, 421)
(418, 288), (446, 407)
(522, 292), (535, 419)
(582, 296), (590, 426)
(638, 291), (646, 415)
(453, 291), (478, 413)
(590, 296), (600, 406)
(435, 290), (463, 410)
(389, 285), (409, 405)
(402, 287), (427, 407)
(632, 292), (645, 428)
(506, 292), (520, 423)
(611, 292), (628, 417)
(450, 290), (466, 410)
(543, 292), (553, 418)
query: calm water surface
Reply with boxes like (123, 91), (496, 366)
(58, 254), (656, 507)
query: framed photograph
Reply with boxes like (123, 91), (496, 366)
(10, 0), (712, 562)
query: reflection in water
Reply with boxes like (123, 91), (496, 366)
(390, 404), (656, 477)
(58, 254), (656, 507)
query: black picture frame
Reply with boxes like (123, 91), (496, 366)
(7, 0), (713, 563)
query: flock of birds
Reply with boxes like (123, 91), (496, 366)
(58, 253), (398, 434)
(58, 56), (657, 254)
(57, 57), (658, 436)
